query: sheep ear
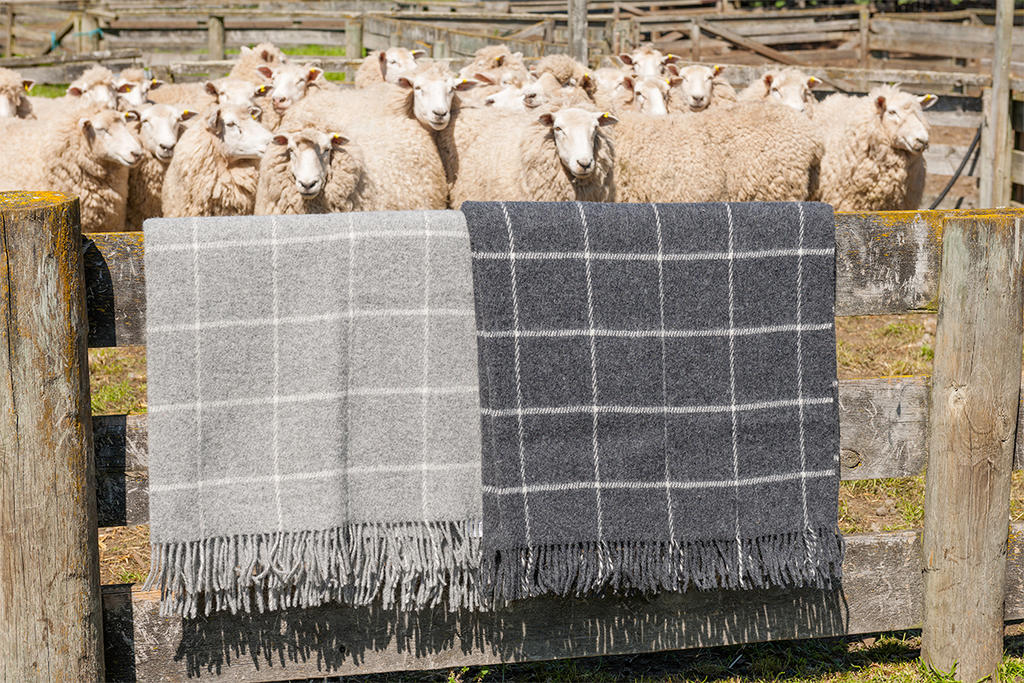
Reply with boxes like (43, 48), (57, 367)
(597, 112), (618, 127)
(669, 77), (683, 87)
(123, 110), (140, 122)
(396, 76), (414, 90)
(763, 73), (773, 87)
(307, 67), (323, 82)
(713, 64), (724, 77)
(919, 93), (938, 109)
(272, 134), (289, 146)
(180, 108), (197, 121)
(618, 54), (634, 66)
(494, 55), (506, 67)
(80, 117), (95, 141)
(117, 83), (134, 94)
(807, 76), (822, 88)
(664, 53), (681, 64)
(255, 84), (269, 96)
(454, 79), (476, 92)
(622, 75), (635, 90)
(411, 49), (427, 59)
(260, 49), (272, 62)
(257, 66), (274, 80)
(21, 79), (33, 92)
(665, 63), (679, 76)
(150, 79), (165, 90)
(538, 112), (555, 127)
(330, 133), (348, 148)
(206, 108), (222, 132)
(473, 72), (496, 86)
(68, 86), (84, 97)
(204, 81), (219, 96)
(579, 73), (594, 90)
(875, 95), (887, 113)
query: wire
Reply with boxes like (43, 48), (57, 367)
(928, 124), (982, 210)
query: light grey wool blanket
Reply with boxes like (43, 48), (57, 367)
(143, 212), (482, 617)
(462, 201), (844, 604)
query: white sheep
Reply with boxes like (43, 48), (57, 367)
(114, 68), (165, 109)
(229, 43), (288, 84)
(667, 64), (736, 112)
(815, 85), (937, 211)
(594, 73), (676, 116)
(126, 104), (197, 229)
(255, 108), (371, 214)
(147, 78), (267, 113)
(613, 102), (822, 203)
(448, 105), (617, 208)
(161, 102), (273, 217)
(738, 67), (821, 115)
(0, 67), (34, 118)
(619, 44), (679, 78)
(255, 62), (328, 130)
(354, 47), (426, 88)
(0, 104), (143, 231)
(531, 54), (596, 98)
(457, 45), (527, 83)
(30, 65), (121, 119)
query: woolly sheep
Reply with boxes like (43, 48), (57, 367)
(531, 54), (596, 97)
(294, 84), (449, 210)
(613, 102), (821, 203)
(0, 105), (143, 231)
(738, 67), (821, 115)
(255, 109), (371, 214)
(255, 61), (328, 132)
(667, 64), (736, 112)
(595, 74), (676, 116)
(115, 68), (165, 109)
(396, 61), (476, 131)
(30, 65), (120, 119)
(162, 102), (273, 217)
(619, 44), (679, 78)
(354, 48), (426, 88)
(448, 105), (617, 208)
(0, 67), (34, 119)
(815, 86), (937, 211)
(126, 104), (197, 229)
(458, 45), (527, 82)
(147, 78), (267, 113)
(229, 43), (288, 84)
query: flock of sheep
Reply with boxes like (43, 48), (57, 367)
(0, 41), (938, 232)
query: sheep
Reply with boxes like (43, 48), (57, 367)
(457, 45), (527, 83)
(594, 73), (676, 116)
(0, 67), (34, 119)
(0, 104), (143, 231)
(738, 67), (821, 116)
(114, 68), (165, 109)
(613, 101), (821, 203)
(667, 64), (736, 113)
(815, 86), (937, 211)
(255, 109), (371, 214)
(531, 54), (596, 97)
(161, 102), (273, 217)
(254, 62), (328, 130)
(229, 42), (288, 84)
(354, 47), (426, 87)
(619, 43), (679, 78)
(30, 65), (120, 118)
(126, 104), (197, 229)
(147, 78), (267, 112)
(448, 105), (617, 208)
(282, 84), (449, 210)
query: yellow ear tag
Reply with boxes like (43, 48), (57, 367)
(22, 84), (29, 92)
(182, 109), (191, 116)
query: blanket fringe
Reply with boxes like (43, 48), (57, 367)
(482, 527), (845, 605)
(143, 520), (482, 618)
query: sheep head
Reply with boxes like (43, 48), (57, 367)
(138, 104), (196, 161)
(68, 66), (118, 109)
(619, 44), (679, 78)
(271, 129), (348, 197)
(378, 47), (426, 84)
(204, 78), (266, 110)
(873, 87), (937, 154)
(397, 64), (475, 131)
(79, 108), (144, 167)
(258, 63), (324, 112)
(206, 103), (273, 160)
(633, 75), (675, 115)
(0, 68), (32, 118)
(114, 69), (163, 108)
(760, 68), (820, 115)
(671, 64), (721, 112)
(538, 107), (617, 179)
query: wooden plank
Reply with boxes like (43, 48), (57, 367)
(0, 192), (104, 680)
(921, 211), (1024, 681)
(99, 525), (1024, 681)
(84, 232), (145, 348)
(207, 15), (225, 61)
(1012, 150), (1024, 186)
(568, 0), (587, 63)
(924, 144), (982, 177)
(94, 414), (149, 528)
(992, 2), (1016, 208)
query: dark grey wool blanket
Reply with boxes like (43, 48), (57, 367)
(462, 201), (843, 603)
(143, 212), (482, 617)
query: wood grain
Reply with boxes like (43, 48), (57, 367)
(921, 212), (1024, 682)
(0, 192), (104, 681)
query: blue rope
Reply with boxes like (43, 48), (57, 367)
(71, 27), (104, 37)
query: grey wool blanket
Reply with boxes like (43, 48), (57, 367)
(462, 201), (844, 604)
(143, 212), (482, 617)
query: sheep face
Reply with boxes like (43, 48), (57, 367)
(398, 70), (475, 131)
(0, 78), (31, 118)
(876, 90), (937, 153)
(68, 80), (118, 109)
(258, 64), (323, 112)
(205, 79), (268, 110)
(114, 73), (163, 108)
(761, 69), (821, 114)
(633, 77), (674, 116)
(207, 104), (273, 159)
(673, 65), (720, 112)
(379, 47), (425, 84)
(619, 46), (678, 79)
(538, 108), (617, 179)
(271, 131), (348, 197)
(80, 109), (144, 167)
(139, 104), (196, 161)
(484, 84), (527, 111)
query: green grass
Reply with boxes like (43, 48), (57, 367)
(282, 43), (347, 57)
(116, 569), (146, 584)
(30, 83), (66, 98)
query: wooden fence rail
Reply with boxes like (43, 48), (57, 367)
(4, 203), (1024, 681)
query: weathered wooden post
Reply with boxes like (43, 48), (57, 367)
(3, 5), (13, 58)
(857, 6), (869, 70)
(689, 21), (701, 62)
(345, 16), (363, 60)
(921, 213), (1024, 682)
(981, 0), (1013, 207)
(80, 11), (100, 53)
(207, 15), (226, 61)
(0, 192), (103, 680)
(568, 0), (588, 66)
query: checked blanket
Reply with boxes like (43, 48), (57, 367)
(462, 201), (844, 603)
(143, 212), (482, 617)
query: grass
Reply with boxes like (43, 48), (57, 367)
(30, 83), (66, 98)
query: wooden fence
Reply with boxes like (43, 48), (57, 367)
(2, 193), (1024, 681)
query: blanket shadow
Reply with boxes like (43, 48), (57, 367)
(172, 583), (848, 679)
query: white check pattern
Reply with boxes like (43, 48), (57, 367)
(464, 200), (842, 600)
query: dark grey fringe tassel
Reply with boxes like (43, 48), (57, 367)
(481, 527), (845, 605)
(143, 520), (482, 618)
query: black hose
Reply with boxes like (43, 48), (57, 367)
(928, 124), (982, 210)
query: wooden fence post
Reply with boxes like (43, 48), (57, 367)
(982, 0), (1013, 207)
(921, 213), (1024, 682)
(568, 0), (588, 66)
(3, 5), (13, 58)
(0, 192), (103, 681)
(857, 6), (869, 70)
(80, 11), (100, 53)
(345, 16), (363, 60)
(690, 21), (701, 62)
(207, 15), (225, 61)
